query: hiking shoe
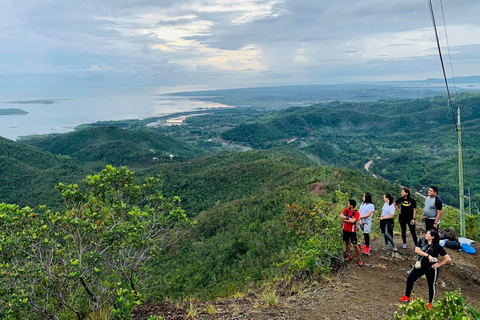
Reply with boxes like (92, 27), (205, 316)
(393, 247), (398, 252)
(402, 244), (408, 249)
(344, 255), (352, 262)
(363, 246), (371, 255)
(399, 296), (411, 302)
(382, 246), (388, 251)
(427, 303), (432, 310)
(358, 260), (364, 267)
(360, 244), (367, 249)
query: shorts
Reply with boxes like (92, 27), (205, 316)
(343, 230), (358, 244)
(360, 219), (372, 233)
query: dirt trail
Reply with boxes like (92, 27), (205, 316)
(135, 233), (480, 320)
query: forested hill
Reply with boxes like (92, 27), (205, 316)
(219, 93), (480, 206)
(20, 125), (203, 166)
(0, 136), (85, 208)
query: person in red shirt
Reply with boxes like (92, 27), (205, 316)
(339, 199), (363, 266)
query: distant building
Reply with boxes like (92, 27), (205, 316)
(169, 154), (174, 160)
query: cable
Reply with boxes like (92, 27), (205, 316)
(439, 0), (458, 97)
(427, 0), (458, 132)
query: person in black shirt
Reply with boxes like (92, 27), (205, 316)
(394, 188), (418, 249)
(399, 229), (452, 310)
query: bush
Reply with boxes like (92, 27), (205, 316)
(394, 291), (480, 319)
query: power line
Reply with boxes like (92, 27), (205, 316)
(427, 0), (457, 132)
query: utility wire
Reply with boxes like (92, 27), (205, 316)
(439, 0), (458, 96)
(427, 0), (458, 132)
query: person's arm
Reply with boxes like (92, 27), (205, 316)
(360, 205), (374, 219)
(411, 208), (417, 224)
(434, 209), (443, 227)
(361, 210), (374, 219)
(394, 202), (400, 212)
(432, 254), (451, 269)
(414, 246), (429, 257)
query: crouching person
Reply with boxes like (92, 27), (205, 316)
(340, 199), (363, 267)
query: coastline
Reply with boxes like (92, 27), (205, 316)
(0, 92), (235, 141)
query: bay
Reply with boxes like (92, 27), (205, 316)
(0, 85), (229, 141)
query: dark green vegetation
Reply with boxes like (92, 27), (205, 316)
(2, 87), (480, 318)
(0, 108), (28, 115)
(219, 92), (480, 208)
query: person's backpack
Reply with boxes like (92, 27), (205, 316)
(440, 227), (459, 241)
(445, 239), (462, 250)
(461, 243), (476, 254)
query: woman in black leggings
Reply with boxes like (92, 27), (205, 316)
(394, 188), (417, 249)
(399, 229), (451, 309)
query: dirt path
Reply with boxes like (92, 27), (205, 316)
(135, 233), (480, 320)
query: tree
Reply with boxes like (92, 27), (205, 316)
(0, 166), (189, 319)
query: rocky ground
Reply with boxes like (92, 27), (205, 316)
(134, 233), (480, 320)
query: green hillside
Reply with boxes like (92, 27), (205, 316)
(20, 125), (203, 166)
(0, 136), (84, 208)
(218, 94), (480, 207)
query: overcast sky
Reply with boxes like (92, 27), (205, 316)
(1, 0), (480, 89)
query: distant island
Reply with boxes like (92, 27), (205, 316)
(6, 99), (62, 105)
(0, 108), (28, 115)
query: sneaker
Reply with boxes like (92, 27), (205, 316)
(344, 255), (352, 262)
(363, 246), (371, 255)
(360, 244), (367, 249)
(382, 246), (388, 251)
(358, 259), (364, 267)
(399, 296), (411, 302)
(427, 303), (432, 310)
(393, 247), (398, 252)
(402, 244), (408, 249)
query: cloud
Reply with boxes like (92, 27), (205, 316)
(1, 0), (480, 88)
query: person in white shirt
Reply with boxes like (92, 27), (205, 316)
(379, 193), (397, 251)
(359, 192), (374, 255)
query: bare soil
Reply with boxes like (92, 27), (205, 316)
(134, 233), (480, 320)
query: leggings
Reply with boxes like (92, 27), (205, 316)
(364, 233), (370, 247)
(399, 216), (418, 245)
(381, 220), (395, 247)
(405, 266), (439, 303)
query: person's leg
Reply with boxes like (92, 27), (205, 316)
(408, 221), (418, 245)
(380, 220), (388, 246)
(385, 222), (395, 248)
(405, 267), (425, 297)
(425, 219), (435, 231)
(364, 233), (370, 247)
(425, 268), (439, 303)
(400, 217), (407, 245)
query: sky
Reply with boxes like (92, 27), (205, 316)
(2, 0), (480, 89)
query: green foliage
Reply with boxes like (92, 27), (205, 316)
(0, 166), (189, 319)
(282, 195), (345, 276)
(21, 126), (202, 165)
(0, 136), (86, 209)
(394, 291), (480, 319)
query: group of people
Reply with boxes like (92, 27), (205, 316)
(339, 186), (452, 309)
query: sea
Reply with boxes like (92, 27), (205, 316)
(0, 86), (230, 141)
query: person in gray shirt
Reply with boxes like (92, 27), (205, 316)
(422, 186), (443, 231)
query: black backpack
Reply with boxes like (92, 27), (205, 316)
(445, 239), (462, 250)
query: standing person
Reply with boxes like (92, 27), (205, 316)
(394, 188), (418, 249)
(359, 193), (374, 255)
(422, 186), (443, 231)
(399, 229), (451, 310)
(380, 193), (397, 251)
(339, 199), (363, 267)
